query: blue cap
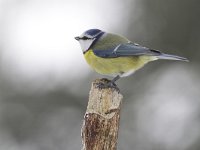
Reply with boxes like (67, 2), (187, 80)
(84, 29), (102, 36)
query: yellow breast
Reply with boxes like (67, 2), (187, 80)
(84, 49), (156, 77)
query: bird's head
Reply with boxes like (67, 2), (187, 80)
(75, 29), (105, 53)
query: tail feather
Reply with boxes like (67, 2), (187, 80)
(156, 53), (189, 62)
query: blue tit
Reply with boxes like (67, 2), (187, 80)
(75, 29), (188, 87)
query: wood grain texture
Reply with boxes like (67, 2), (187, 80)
(82, 79), (123, 150)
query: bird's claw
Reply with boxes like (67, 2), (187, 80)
(95, 79), (120, 92)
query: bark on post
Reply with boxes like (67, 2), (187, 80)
(81, 78), (123, 150)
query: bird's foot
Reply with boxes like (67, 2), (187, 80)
(95, 78), (120, 92)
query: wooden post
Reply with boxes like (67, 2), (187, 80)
(81, 79), (123, 150)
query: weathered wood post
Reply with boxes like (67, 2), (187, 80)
(81, 79), (123, 150)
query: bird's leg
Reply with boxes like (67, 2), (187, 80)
(109, 75), (120, 87)
(96, 75), (120, 90)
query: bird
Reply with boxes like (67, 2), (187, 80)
(75, 29), (188, 88)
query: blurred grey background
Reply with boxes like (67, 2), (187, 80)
(0, 0), (200, 149)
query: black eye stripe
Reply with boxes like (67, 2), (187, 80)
(81, 36), (92, 40)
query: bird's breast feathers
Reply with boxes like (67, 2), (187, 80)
(84, 49), (155, 77)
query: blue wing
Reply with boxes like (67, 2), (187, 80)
(93, 43), (161, 58)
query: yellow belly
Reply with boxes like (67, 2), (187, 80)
(84, 49), (156, 77)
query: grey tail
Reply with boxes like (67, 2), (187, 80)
(156, 53), (189, 62)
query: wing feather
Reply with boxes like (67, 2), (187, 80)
(93, 43), (161, 58)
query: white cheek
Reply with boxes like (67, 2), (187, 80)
(79, 39), (95, 52)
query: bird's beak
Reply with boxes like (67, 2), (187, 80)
(75, 36), (80, 41)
